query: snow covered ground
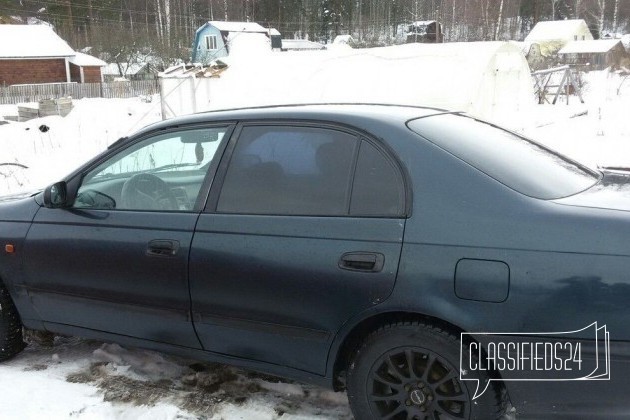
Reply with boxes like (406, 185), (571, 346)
(0, 98), (163, 196)
(0, 68), (628, 418)
(0, 335), (352, 419)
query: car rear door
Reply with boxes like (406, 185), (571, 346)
(189, 122), (408, 374)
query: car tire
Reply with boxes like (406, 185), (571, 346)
(0, 283), (25, 361)
(346, 321), (506, 420)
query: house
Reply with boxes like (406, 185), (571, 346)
(406, 21), (443, 43)
(0, 24), (105, 86)
(524, 20), (593, 54)
(558, 39), (628, 70)
(523, 19), (594, 69)
(103, 62), (158, 82)
(192, 21), (271, 63)
(525, 19), (594, 44)
(281, 39), (326, 51)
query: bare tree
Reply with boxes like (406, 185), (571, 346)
(165, 0), (171, 46)
(573, 0), (583, 18)
(598, 0), (606, 35)
(495, 0), (505, 40)
(551, 0), (559, 20)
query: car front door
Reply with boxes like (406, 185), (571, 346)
(22, 125), (231, 348)
(189, 123), (408, 374)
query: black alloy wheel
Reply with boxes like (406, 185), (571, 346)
(368, 346), (469, 419)
(347, 322), (506, 420)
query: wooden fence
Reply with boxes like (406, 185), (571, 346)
(0, 80), (160, 105)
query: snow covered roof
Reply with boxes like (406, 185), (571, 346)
(68, 52), (106, 67)
(333, 35), (354, 44)
(525, 19), (593, 43)
(411, 20), (437, 26)
(268, 28), (281, 36)
(208, 21), (268, 33)
(559, 39), (624, 54)
(103, 62), (153, 76)
(0, 25), (75, 58)
(282, 40), (325, 50)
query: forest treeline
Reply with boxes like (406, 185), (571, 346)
(1, 0), (629, 67)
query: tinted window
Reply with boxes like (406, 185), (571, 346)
(408, 114), (599, 199)
(217, 126), (358, 215)
(351, 141), (405, 216)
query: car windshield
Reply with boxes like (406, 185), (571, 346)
(407, 113), (600, 200)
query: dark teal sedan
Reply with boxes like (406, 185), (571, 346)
(1, 105), (628, 419)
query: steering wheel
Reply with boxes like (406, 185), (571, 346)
(120, 173), (178, 210)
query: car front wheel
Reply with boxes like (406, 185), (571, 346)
(346, 321), (506, 420)
(0, 283), (25, 361)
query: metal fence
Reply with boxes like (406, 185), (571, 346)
(0, 80), (160, 104)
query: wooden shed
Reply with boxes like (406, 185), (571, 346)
(559, 39), (628, 70)
(68, 52), (106, 83)
(0, 25), (104, 86)
(268, 28), (282, 50)
(406, 21), (443, 43)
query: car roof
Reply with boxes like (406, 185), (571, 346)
(133, 103), (450, 137)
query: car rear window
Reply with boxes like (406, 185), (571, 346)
(407, 114), (599, 199)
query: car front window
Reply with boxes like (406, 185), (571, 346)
(408, 114), (600, 200)
(75, 127), (227, 211)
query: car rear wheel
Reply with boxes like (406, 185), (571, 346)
(0, 283), (25, 361)
(346, 321), (506, 420)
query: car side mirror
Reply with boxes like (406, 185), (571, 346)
(43, 181), (69, 208)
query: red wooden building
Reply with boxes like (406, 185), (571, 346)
(0, 24), (106, 86)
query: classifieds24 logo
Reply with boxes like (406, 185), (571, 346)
(460, 322), (610, 399)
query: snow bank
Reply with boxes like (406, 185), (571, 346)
(522, 70), (630, 168)
(0, 97), (162, 196)
(227, 32), (272, 58)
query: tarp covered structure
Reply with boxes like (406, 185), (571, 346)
(198, 41), (534, 124)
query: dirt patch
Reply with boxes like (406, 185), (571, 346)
(62, 352), (352, 418)
(23, 363), (48, 372)
(100, 376), (174, 406)
(64, 361), (250, 416)
(66, 362), (108, 384)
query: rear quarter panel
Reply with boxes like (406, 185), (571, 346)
(385, 128), (630, 416)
